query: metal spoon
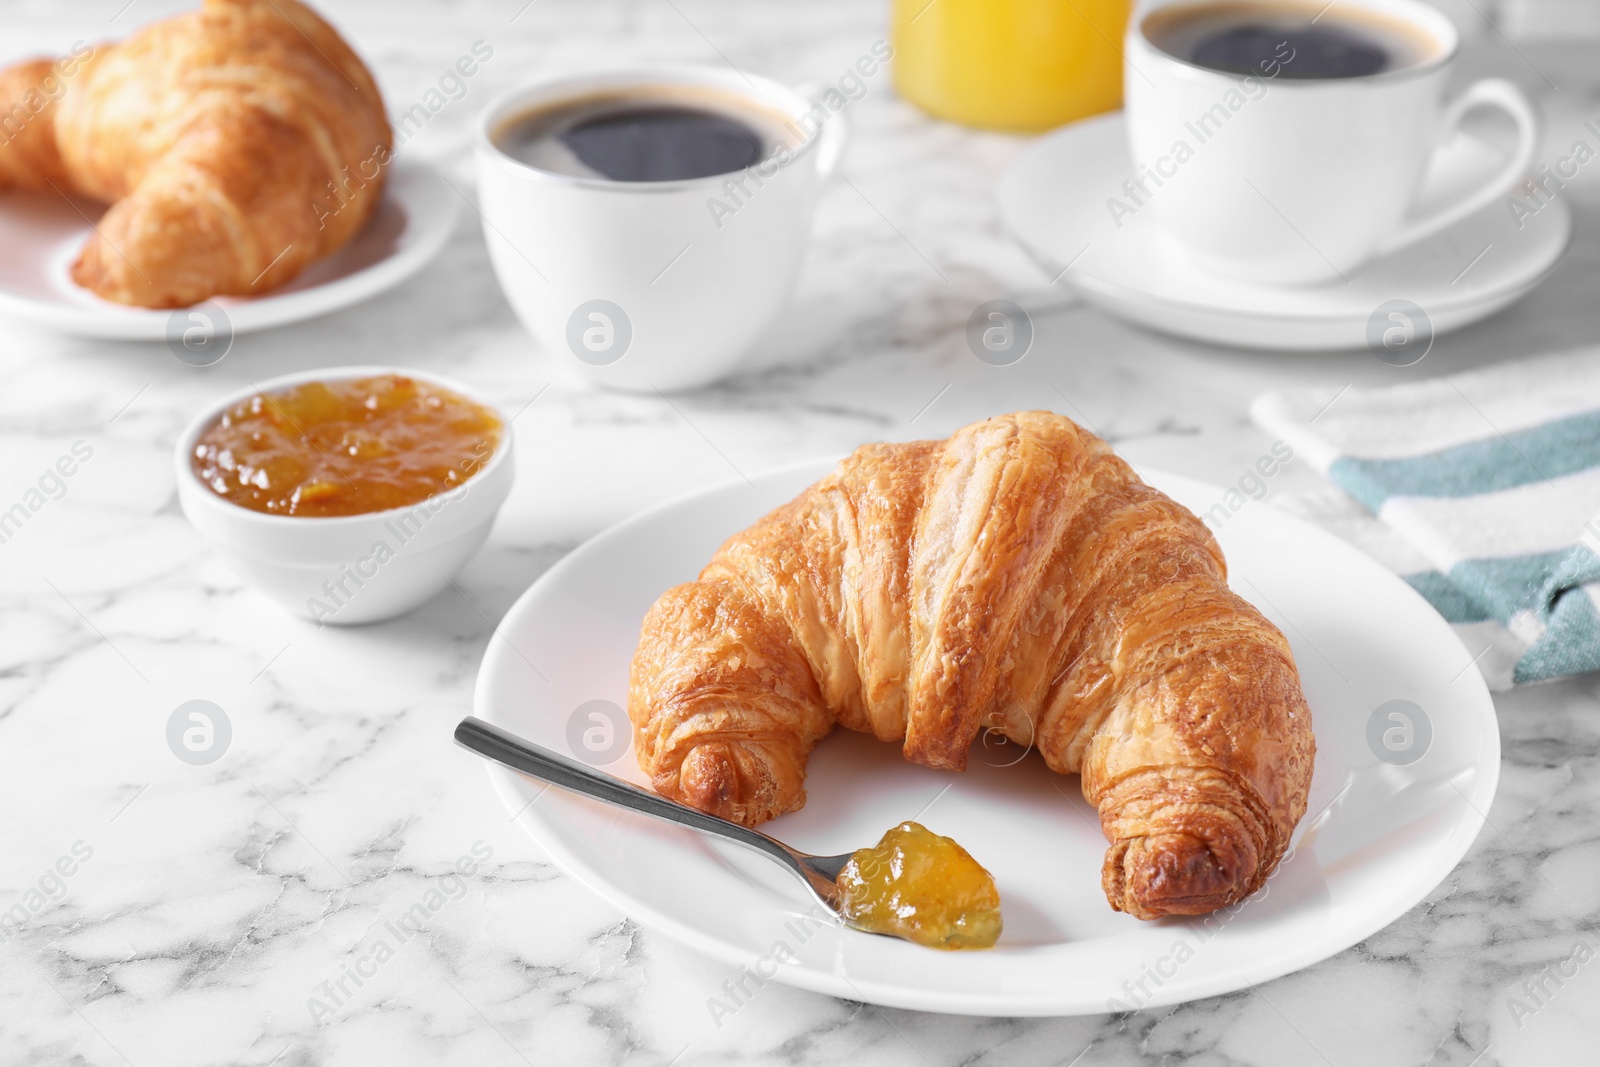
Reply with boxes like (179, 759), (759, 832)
(453, 716), (851, 913)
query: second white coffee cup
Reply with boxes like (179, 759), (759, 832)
(474, 66), (846, 392)
(1124, 0), (1539, 286)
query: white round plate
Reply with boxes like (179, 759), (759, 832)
(0, 158), (459, 339)
(998, 112), (1571, 351)
(473, 459), (1499, 1016)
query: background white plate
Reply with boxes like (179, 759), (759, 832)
(0, 158), (459, 339)
(998, 112), (1571, 351)
(474, 459), (1500, 1016)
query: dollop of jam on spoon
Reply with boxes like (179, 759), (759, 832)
(835, 821), (1002, 950)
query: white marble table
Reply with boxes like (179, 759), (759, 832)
(3, 2), (1600, 1064)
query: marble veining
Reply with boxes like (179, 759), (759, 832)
(2, 2), (1600, 1065)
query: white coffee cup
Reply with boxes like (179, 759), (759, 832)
(1124, 0), (1539, 286)
(474, 66), (846, 392)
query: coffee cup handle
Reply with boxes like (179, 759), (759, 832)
(794, 82), (849, 179)
(1377, 78), (1540, 256)
(814, 108), (848, 179)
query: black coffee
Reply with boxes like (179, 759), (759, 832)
(1194, 23), (1385, 77)
(1145, 2), (1437, 80)
(496, 92), (793, 182)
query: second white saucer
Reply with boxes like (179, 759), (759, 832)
(998, 112), (1572, 351)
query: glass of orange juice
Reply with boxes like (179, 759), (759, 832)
(892, 0), (1133, 132)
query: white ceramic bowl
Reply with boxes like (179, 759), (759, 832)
(174, 366), (515, 625)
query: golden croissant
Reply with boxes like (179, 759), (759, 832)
(0, 0), (390, 308)
(629, 411), (1315, 919)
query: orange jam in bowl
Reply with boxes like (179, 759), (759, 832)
(191, 374), (503, 518)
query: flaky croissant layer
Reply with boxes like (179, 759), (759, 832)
(628, 411), (1315, 919)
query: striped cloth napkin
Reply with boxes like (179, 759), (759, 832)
(1251, 348), (1600, 690)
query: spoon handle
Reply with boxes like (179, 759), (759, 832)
(454, 716), (806, 873)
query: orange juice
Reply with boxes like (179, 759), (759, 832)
(892, 0), (1133, 132)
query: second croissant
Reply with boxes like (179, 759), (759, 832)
(0, 0), (390, 308)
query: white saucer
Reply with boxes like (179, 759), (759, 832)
(474, 459), (1499, 1016)
(998, 112), (1572, 351)
(0, 158), (459, 339)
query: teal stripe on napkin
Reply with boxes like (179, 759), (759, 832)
(1450, 546), (1600, 624)
(1327, 408), (1600, 511)
(1515, 589), (1600, 684)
